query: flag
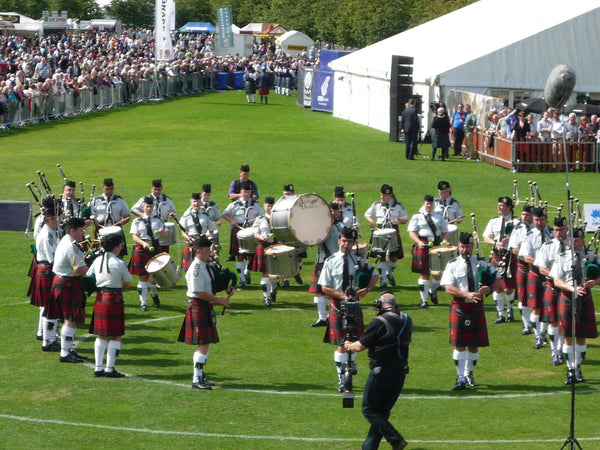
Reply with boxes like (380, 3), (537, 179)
(155, 0), (174, 61)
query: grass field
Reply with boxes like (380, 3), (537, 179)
(1, 91), (599, 449)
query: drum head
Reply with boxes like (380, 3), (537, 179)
(271, 194), (332, 247)
(265, 244), (295, 255)
(146, 252), (171, 273)
(99, 226), (121, 237)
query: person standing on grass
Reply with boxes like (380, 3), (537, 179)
(450, 103), (467, 156)
(257, 68), (271, 105)
(178, 237), (233, 390)
(399, 98), (419, 160)
(441, 232), (498, 391)
(344, 292), (412, 450)
(88, 233), (132, 378)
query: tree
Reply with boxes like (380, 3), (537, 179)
(107, 0), (153, 27)
(48, 0), (102, 19)
(174, 0), (213, 29)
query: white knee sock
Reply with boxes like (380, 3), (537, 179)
(335, 351), (348, 381)
(530, 314), (540, 337)
(575, 343), (587, 366)
(493, 292), (505, 315)
(548, 325), (559, 352)
(315, 296), (327, 321)
(563, 345), (574, 369)
(430, 278), (440, 293)
(94, 337), (108, 371)
(419, 279), (430, 304)
(466, 351), (479, 376)
(193, 351), (209, 382)
(60, 325), (76, 357)
(38, 307), (44, 336)
(106, 340), (121, 372)
(520, 302), (531, 327)
(454, 350), (467, 379)
(138, 281), (148, 305)
(43, 317), (58, 345)
(149, 283), (158, 296)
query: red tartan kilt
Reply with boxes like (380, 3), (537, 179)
(129, 243), (157, 276)
(249, 242), (268, 273)
(46, 276), (86, 323)
(177, 299), (219, 345)
(449, 298), (489, 347)
(558, 292), (598, 338)
(309, 262), (324, 294)
(323, 298), (364, 346)
(258, 86), (269, 96)
(541, 281), (558, 322)
(228, 228), (241, 257)
(89, 290), (125, 336)
(526, 271), (544, 308)
(26, 255), (37, 297)
(515, 262), (528, 303)
(491, 253), (517, 289)
(181, 243), (193, 272)
(30, 263), (54, 307)
(411, 244), (430, 274)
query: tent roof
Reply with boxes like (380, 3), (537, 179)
(276, 30), (314, 45)
(240, 23), (287, 36)
(329, 0), (600, 89)
(179, 22), (215, 33)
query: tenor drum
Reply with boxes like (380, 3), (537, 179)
(237, 228), (258, 254)
(371, 229), (399, 255)
(352, 242), (368, 259)
(265, 244), (299, 279)
(98, 225), (125, 244)
(159, 223), (177, 247)
(447, 224), (458, 247)
(429, 246), (458, 276)
(146, 252), (181, 289)
(270, 194), (332, 247)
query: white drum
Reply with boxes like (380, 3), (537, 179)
(429, 246), (458, 276)
(159, 223), (177, 246)
(447, 224), (458, 247)
(237, 228), (258, 254)
(352, 242), (368, 259)
(371, 228), (399, 255)
(270, 194), (332, 247)
(146, 252), (180, 288)
(265, 244), (299, 279)
(98, 225), (125, 244)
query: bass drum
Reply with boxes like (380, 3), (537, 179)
(146, 252), (181, 289)
(270, 194), (332, 247)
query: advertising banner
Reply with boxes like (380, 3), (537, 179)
(312, 70), (333, 113)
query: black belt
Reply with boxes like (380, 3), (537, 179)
(59, 275), (81, 279)
(98, 287), (123, 293)
(37, 260), (51, 265)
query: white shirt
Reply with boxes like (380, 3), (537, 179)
(36, 223), (59, 264)
(441, 254), (496, 292)
(87, 252), (132, 288)
(519, 227), (553, 258)
(132, 194), (177, 222)
(483, 215), (519, 241)
(365, 200), (408, 228)
(407, 211), (449, 239)
(318, 250), (360, 291)
(130, 215), (165, 240)
(53, 234), (84, 277)
(223, 198), (265, 226)
(433, 197), (463, 222)
(90, 194), (130, 225)
(186, 257), (213, 298)
(180, 209), (217, 237)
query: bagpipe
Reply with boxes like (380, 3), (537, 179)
(205, 246), (236, 315)
(471, 213), (496, 289)
(349, 192), (374, 289)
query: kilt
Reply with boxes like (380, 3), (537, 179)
(26, 253), (37, 296)
(129, 243), (156, 276)
(541, 281), (559, 323)
(46, 276), (86, 323)
(244, 80), (256, 95)
(449, 297), (489, 348)
(323, 298), (364, 346)
(258, 86), (269, 96)
(491, 253), (517, 290)
(433, 132), (450, 149)
(228, 228), (241, 257)
(526, 270), (545, 309)
(411, 242), (430, 274)
(89, 289), (125, 337)
(515, 261), (529, 304)
(181, 243), (193, 272)
(558, 291), (598, 338)
(249, 242), (268, 273)
(30, 262), (53, 307)
(309, 262), (324, 294)
(178, 299), (219, 345)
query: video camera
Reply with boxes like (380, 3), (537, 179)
(430, 101), (441, 113)
(340, 287), (362, 408)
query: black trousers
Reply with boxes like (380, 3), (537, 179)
(453, 127), (465, 155)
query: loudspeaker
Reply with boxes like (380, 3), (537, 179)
(390, 55), (414, 141)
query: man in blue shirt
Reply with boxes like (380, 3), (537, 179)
(450, 103), (466, 156)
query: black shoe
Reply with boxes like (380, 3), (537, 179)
(507, 310), (514, 322)
(264, 296), (272, 306)
(201, 375), (215, 387)
(452, 377), (466, 391)
(36, 333), (43, 341)
(575, 367), (586, 383)
(494, 316), (506, 324)
(420, 302), (429, 309)
(387, 273), (396, 287)
(564, 370), (575, 385)
(60, 352), (84, 363)
(294, 274), (303, 285)
(466, 371), (476, 387)
(192, 379), (212, 390)
(282, 278), (290, 288)
(311, 319), (328, 327)
(152, 294), (160, 308)
(245, 272), (251, 284)
(70, 349), (88, 361)
(551, 354), (561, 366)
(392, 439), (409, 450)
(541, 332), (549, 345)
(141, 304), (148, 312)
(94, 370), (105, 377)
(522, 326), (532, 335)
(430, 291), (438, 305)
(378, 281), (388, 289)
(104, 369), (126, 378)
(42, 340), (61, 352)
(533, 337), (543, 349)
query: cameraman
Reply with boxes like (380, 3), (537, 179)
(345, 292), (412, 450)
(319, 227), (378, 393)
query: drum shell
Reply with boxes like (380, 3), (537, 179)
(237, 228), (258, 254)
(270, 194), (332, 247)
(265, 244), (299, 279)
(429, 246), (458, 276)
(159, 223), (177, 246)
(447, 224), (458, 247)
(145, 252), (180, 288)
(98, 226), (125, 245)
(371, 229), (399, 254)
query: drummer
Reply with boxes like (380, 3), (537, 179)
(222, 181), (265, 288)
(179, 193), (218, 272)
(434, 181), (463, 225)
(408, 195), (451, 308)
(129, 196), (169, 311)
(90, 178), (130, 257)
(364, 184), (408, 289)
(200, 184), (222, 251)
(248, 196), (278, 306)
(331, 186), (359, 231)
(281, 184), (304, 287)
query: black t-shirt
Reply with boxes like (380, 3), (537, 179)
(359, 310), (412, 370)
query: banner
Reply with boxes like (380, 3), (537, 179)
(155, 0), (174, 61)
(311, 70), (333, 113)
(217, 6), (234, 48)
(295, 67), (314, 108)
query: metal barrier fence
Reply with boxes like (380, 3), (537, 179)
(0, 72), (218, 129)
(472, 130), (599, 173)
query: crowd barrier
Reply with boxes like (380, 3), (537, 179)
(470, 130), (599, 173)
(0, 71), (219, 129)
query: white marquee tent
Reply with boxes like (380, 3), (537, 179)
(276, 30), (314, 56)
(329, 0), (600, 133)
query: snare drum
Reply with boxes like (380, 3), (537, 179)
(159, 223), (177, 247)
(270, 194), (332, 247)
(352, 243), (368, 259)
(98, 225), (125, 243)
(447, 224), (458, 247)
(237, 228), (258, 254)
(429, 246), (458, 276)
(265, 244), (299, 279)
(370, 229), (399, 255)
(146, 252), (181, 289)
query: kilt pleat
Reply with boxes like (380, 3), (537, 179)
(46, 276), (86, 323)
(541, 281), (558, 323)
(250, 242), (268, 273)
(558, 292), (598, 338)
(177, 299), (219, 345)
(129, 243), (156, 276)
(323, 298), (364, 345)
(89, 290), (125, 336)
(526, 270), (544, 309)
(515, 262), (529, 303)
(449, 298), (489, 348)
(30, 262), (53, 307)
(411, 243), (430, 274)
(309, 262), (324, 294)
